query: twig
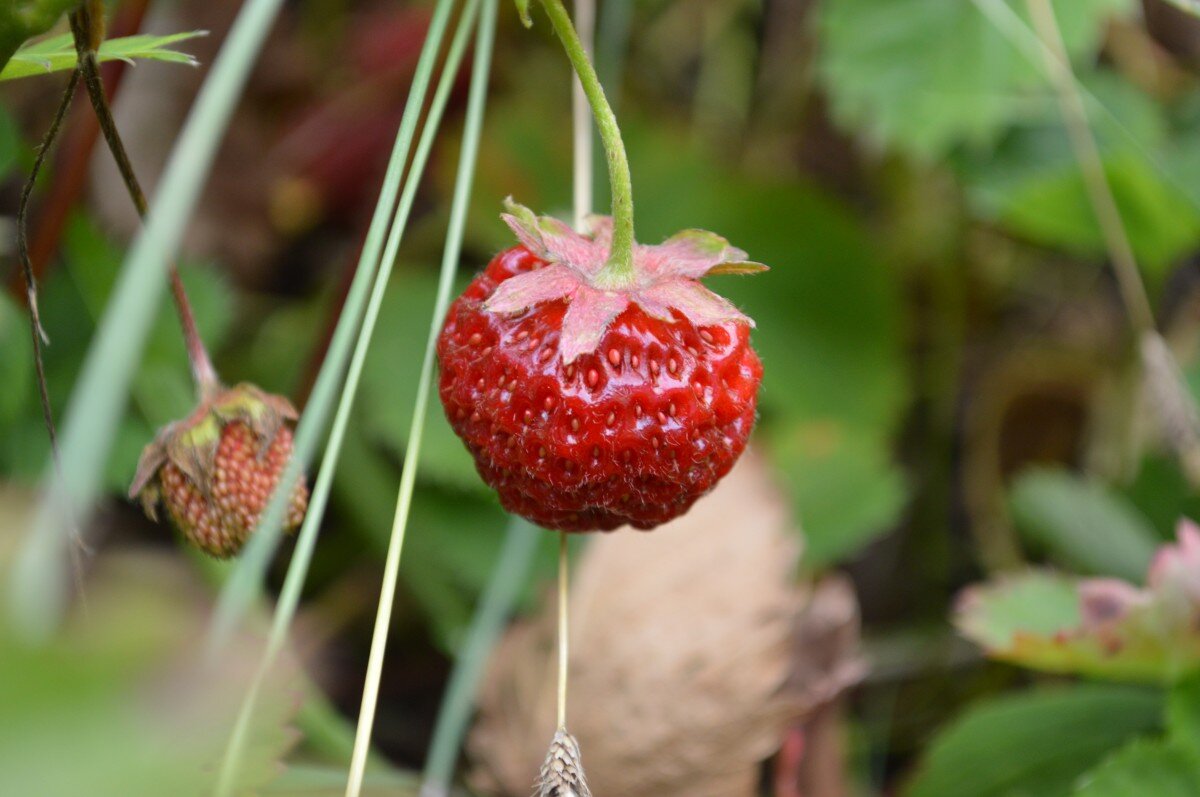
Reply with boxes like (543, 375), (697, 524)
(17, 68), (79, 461)
(69, 1), (220, 395)
(6, 0), (150, 300)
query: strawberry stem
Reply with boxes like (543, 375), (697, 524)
(70, 2), (221, 398)
(537, 0), (635, 286)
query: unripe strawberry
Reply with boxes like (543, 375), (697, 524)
(129, 383), (309, 558)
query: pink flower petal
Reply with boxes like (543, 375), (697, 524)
(559, 287), (630, 364)
(485, 264), (582, 315)
(635, 279), (754, 328)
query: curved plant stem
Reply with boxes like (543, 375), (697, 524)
(10, 0), (288, 640)
(211, 0), (473, 791)
(17, 67), (78, 461)
(345, 2), (496, 794)
(418, 518), (540, 797)
(69, 2), (220, 397)
(537, 0), (634, 285)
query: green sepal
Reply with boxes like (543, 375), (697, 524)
(513, 0), (533, 28)
(707, 261), (770, 276)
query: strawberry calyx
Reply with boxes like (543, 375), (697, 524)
(484, 198), (767, 364)
(128, 382), (298, 519)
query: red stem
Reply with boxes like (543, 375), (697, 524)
(69, 1), (220, 397)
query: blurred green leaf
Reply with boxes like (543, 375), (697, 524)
(359, 269), (490, 494)
(1168, 674), (1200, 759)
(818, 0), (1130, 158)
(0, 104), (20, 179)
(956, 569), (1081, 650)
(998, 154), (1200, 274)
(0, 544), (300, 796)
(1, 30), (206, 81)
(0, 0), (75, 73)
(773, 418), (907, 566)
(1121, 456), (1200, 541)
(0, 294), (32, 434)
(904, 685), (1162, 797)
(1074, 740), (1200, 796)
(1010, 468), (1159, 581)
(332, 422), (554, 649)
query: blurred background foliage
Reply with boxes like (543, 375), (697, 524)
(8, 0), (1200, 794)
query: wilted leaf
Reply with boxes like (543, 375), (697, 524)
(958, 520), (1200, 682)
(468, 453), (864, 797)
(904, 685), (1162, 797)
(1010, 468), (1159, 581)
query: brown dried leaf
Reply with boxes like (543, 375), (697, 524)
(468, 452), (864, 797)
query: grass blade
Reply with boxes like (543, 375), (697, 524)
(419, 518), (541, 797)
(210, 0), (484, 791)
(8, 0), (286, 641)
(346, 1), (498, 793)
(206, 0), (463, 652)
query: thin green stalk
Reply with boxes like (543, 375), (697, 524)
(210, 3), (479, 791)
(969, 0), (1199, 218)
(205, 0), (462, 653)
(419, 519), (540, 797)
(345, 1), (497, 794)
(570, 0), (594, 232)
(420, 4), (597, 786)
(9, 0), (287, 641)
(537, 0), (634, 286)
(1021, 0), (1154, 336)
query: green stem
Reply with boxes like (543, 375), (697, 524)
(419, 518), (540, 796)
(538, 0), (634, 285)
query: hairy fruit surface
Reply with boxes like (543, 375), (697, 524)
(436, 200), (764, 532)
(129, 383), (309, 557)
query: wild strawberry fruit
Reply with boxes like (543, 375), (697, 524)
(437, 199), (764, 532)
(129, 383), (309, 557)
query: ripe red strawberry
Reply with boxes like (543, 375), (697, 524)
(129, 383), (309, 557)
(437, 200), (764, 531)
